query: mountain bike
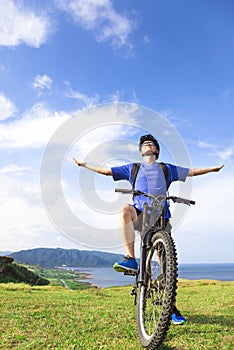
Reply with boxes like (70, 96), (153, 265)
(115, 188), (195, 349)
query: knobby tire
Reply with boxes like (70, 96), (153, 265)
(136, 230), (178, 349)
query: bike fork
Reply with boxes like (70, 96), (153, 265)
(139, 228), (152, 285)
(131, 234), (148, 304)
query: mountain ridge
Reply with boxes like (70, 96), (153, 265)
(9, 248), (124, 268)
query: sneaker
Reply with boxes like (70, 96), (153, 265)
(113, 256), (138, 273)
(171, 306), (187, 325)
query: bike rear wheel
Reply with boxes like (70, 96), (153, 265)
(136, 230), (178, 349)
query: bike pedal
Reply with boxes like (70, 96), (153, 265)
(124, 270), (137, 276)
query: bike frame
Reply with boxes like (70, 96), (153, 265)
(137, 201), (166, 287)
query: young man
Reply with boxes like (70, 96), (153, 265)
(73, 134), (224, 324)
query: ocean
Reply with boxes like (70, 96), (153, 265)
(76, 263), (234, 288)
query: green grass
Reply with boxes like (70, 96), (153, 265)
(0, 280), (233, 349)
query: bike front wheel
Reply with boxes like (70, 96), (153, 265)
(136, 230), (178, 349)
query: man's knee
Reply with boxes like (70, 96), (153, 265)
(121, 204), (137, 220)
(121, 204), (132, 217)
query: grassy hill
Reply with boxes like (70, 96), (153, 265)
(0, 257), (49, 286)
(0, 257), (92, 290)
(0, 280), (233, 349)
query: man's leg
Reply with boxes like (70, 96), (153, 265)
(120, 204), (138, 258)
(113, 204), (139, 272)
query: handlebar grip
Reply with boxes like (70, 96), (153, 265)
(169, 196), (195, 205)
(115, 188), (133, 194)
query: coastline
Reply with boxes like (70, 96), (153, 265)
(75, 263), (234, 288)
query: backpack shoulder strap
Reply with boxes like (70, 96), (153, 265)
(131, 162), (141, 190)
(159, 162), (169, 190)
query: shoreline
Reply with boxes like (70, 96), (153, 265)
(58, 264), (234, 289)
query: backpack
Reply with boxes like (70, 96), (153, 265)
(131, 162), (169, 191)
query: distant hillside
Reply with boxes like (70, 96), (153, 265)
(9, 248), (124, 268)
(0, 256), (49, 285)
(0, 251), (12, 256)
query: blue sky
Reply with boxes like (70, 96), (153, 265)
(0, 0), (233, 263)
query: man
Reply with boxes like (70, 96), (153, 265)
(73, 134), (224, 324)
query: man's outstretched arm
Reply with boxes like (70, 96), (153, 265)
(188, 164), (224, 177)
(73, 158), (113, 176)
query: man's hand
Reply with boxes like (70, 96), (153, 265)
(73, 158), (86, 167)
(212, 164), (224, 172)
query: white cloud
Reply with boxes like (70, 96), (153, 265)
(0, 0), (51, 48)
(198, 140), (233, 162)
(64, 104), (140, 163)
(65, 83), (132, 107)
(159, 108), (191, 130)
(55, 0), (135, 50)
(32, 74), (53, 94)
(143, 35), (150, 45)
(108, 90), (122, 103)
(215, 147), (233, 161)
(198, 140), (215, 150)
(0, 164), (31, 175)
(0, 172), (74, 252)
(0, 100), (139, 151)
(0, 103), (70, 149)
(64, 82), (99, 108)
(0, 92), (17, 121)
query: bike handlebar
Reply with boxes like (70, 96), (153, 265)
(115, 188), (132, 194)
(115, 188), (195, 206)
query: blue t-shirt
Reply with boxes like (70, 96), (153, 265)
(111, 161), (189, 218)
